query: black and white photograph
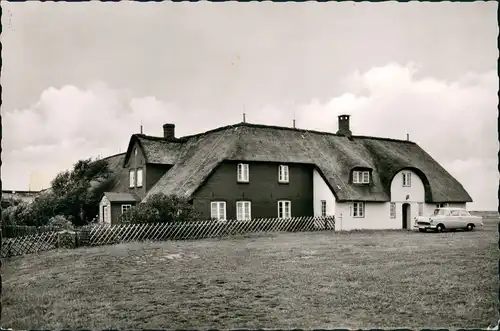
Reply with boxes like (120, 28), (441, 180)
(1, 1), (498, 329)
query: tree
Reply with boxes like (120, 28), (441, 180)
(1, 197), (23, 210)
(22, 158), (115, 227)
(1, 201), (32, 226)
(22, 192), (60, 226)
(119, 193), (199, 224)
(51, 158), (114, 226)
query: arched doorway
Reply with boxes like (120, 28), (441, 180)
(402, 203), (411, 229)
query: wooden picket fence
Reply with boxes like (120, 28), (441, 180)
(1, 216), (335, 258)
(84, 216), (335, 246)
(2, 232), (59, 258)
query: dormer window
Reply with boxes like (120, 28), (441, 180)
(353, 170), (370, 184)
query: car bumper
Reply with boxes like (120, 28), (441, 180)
(414, 224), (437, 230)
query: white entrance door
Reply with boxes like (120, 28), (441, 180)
(103, 205), (110, 224)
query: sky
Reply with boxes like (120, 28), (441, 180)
(1, 2), (498, 210)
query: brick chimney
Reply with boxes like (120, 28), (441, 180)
(163, 123), (175, 140)
(336, 115), (352, 137)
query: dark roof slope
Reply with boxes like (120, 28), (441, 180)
(103, 192), (140, 203)
(100, 153), (129, 192)
(144, 122), (472, 203)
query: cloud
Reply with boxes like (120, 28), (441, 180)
(3, 63), (498, 209)
(2, 83), (180, 190)
(293, 62), (498, 210)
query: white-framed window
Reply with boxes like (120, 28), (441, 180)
(211, 201), (226, 220)
(237, 163), (249, 182)
(353, 171), (370, 184)
(136, 168), (143, 187)
(436, 203), (448, 208)
(129, 169), (135, 188)
(121, 204), (132, 214)
(236, 201), (252, 221)
(353, 202), (364, 218)
(278, 200), (291, 219)
(321, 200), (327, 217)
(418, 202), (423, 216)
(390, 202), (396, 219)
(402, 172), (411, 187)
(278, 165), (289, 183)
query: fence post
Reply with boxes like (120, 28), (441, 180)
(74, 231), (79, 248)
(1, 108), (3, 322)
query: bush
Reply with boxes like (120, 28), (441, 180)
(48, 215), (74, 230)
(56, 230), (77, 249)
(119, 193), (199, 224)
(1, 202), (32, 226)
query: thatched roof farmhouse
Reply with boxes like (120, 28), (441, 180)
(99, 115), (472, 230)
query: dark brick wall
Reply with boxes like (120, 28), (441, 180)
(193, 161), (314, 220)
(110, 202), (136, 225)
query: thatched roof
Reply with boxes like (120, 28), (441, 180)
(123, 135), (182, 166)
(100, 153), (129, 192)
(141, 122), (472, 203)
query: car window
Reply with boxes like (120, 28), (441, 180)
(435, 209), (449, 216)
(450, 210), (460, 216)
(459, 210), (469, 216)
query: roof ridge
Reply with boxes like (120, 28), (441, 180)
(133, 122), (416, 145)
(135, 134), (184, 143)
(179, 122), (416, 144)
(177, 122), (245, 140)
(100, 152), (126, 160)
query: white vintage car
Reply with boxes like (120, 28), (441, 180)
(414, 207), (483, 232)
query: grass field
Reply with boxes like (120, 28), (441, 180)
(2, 218), (499, 329)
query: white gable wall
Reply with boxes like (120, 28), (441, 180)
(448, 202), (467, 209)
(390, 169), (425, 203)
(313, 169), (336, 217)
(389, 169), (426, 228)
(99, 196), (112, 224)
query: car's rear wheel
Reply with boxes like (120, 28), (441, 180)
(436, 224), (445, 232)
(419, 229), (426, 232)
(466, 223), (475, 231)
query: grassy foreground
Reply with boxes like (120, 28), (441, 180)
(2, 219), (498, 329)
